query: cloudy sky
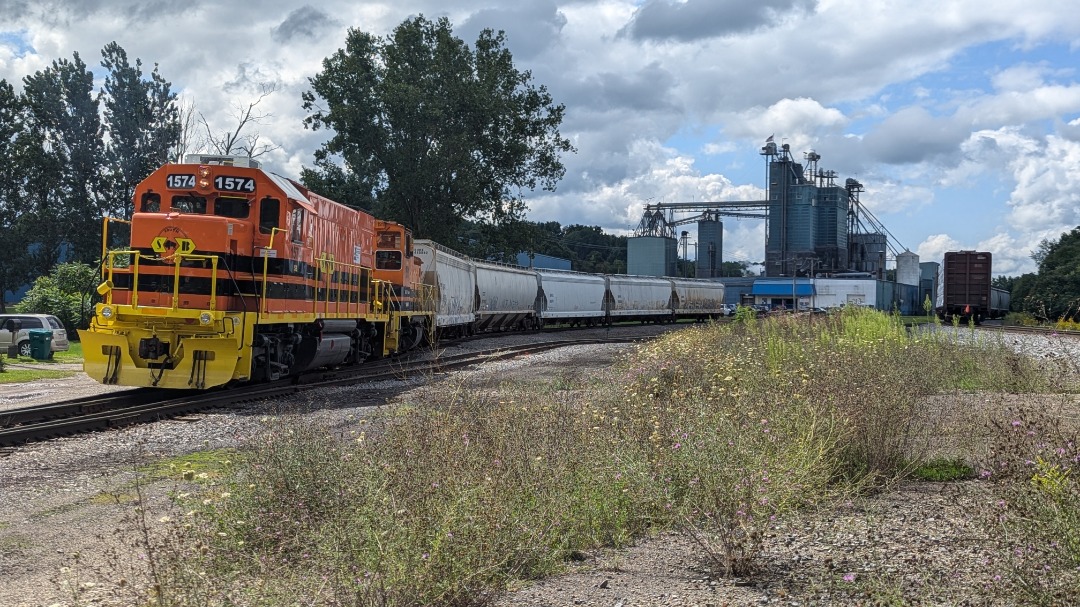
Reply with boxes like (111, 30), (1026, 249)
(3, 0), (1080, 276)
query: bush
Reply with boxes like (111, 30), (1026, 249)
(14, 262), (97, 336)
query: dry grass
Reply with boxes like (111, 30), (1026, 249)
(84, 309), (1080, 606)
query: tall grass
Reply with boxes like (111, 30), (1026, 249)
(119, 310), (1064, 605)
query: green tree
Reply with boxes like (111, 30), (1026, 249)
(720, 261), (752, 277)
(991, 275), (1016, 291)
(20, 52), (106, 267)
(14, 262), (98, 334)
(100, 41), (180, 221)
(0, 78), (33, 312)
(302, 16), (574, 243)
(1016, 227), (1080, 320)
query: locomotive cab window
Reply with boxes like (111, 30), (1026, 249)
(259, 197), (280, 234)
(214, 196), (250, 219)
(140, 192), (161, 213)
(171, 195), (207, 214)
(290, 207), (305, 243)
(377, 231), (402, 249)
(376, 250), (402, 270)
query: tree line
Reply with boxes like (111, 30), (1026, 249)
(994, 227), (1080, 322)
(0, 42), (180, 309)
(1, 16), (579, 313)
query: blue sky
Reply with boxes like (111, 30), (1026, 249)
(2, 1), (1080, 276)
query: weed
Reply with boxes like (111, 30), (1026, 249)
(912, 458), (973, 482)
(86, 309), (1078, 605)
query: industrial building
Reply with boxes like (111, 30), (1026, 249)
(625, 137), (922, 311)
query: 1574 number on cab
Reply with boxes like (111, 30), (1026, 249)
(215, 175), (256, 192)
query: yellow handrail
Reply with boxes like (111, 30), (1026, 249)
(171, 253), (220, 311)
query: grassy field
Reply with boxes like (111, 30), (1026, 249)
(80, 311), (1080, 605)
(0, 342), (83, 383)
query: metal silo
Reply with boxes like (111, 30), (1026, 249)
(696, 219), (723, 278)
(627, 236), (677, 277)
(896, 250), (920, 286)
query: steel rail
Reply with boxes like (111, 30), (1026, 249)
(0, 335), (648, 448)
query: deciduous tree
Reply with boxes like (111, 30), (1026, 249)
(100, 41), (180, 220)
(1015, 227), (1080, 320)
(20, 52), (104, 268)
(302, 16), (574, 244)
(0, 79), (31, 311)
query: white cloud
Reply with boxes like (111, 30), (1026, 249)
(4, 0), (1080, 281)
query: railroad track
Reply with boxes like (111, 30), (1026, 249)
(0, 336), (644, 449)
(978, 324), (1080, 337)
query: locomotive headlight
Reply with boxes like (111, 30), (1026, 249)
(199, 311), (213, 325)
(100, 306), (114, 319)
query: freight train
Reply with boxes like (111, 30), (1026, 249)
(939, 250), (1010, 323)
(81, 155), (725, 389)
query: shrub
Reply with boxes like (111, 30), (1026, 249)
(14, 262), (98, 335)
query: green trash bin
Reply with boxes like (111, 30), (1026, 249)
(28, 329), (52, 360)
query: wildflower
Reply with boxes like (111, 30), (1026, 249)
(843, 573), (856, 583)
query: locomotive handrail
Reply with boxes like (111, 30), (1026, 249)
(316, 256), (371, 317)
(100, 216), (131, 270)
(171, 253), (220, 312)
(260, 227), (285, 317)
(103, 249), (142, 307)
(102, 249), (220, 312)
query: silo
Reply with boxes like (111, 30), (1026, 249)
(850, 233), (887, 278)
(696, 220), (723, 278)
(896, 250), (920, 286)
(627, 236), (677, 276)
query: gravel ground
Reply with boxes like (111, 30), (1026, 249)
(0, 323), (1077, 606)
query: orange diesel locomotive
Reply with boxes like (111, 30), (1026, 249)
(82, 155), (433, 389)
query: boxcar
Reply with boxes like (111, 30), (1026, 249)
(941, 250), (1009, 322)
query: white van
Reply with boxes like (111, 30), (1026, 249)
(0, 314), (71, 358)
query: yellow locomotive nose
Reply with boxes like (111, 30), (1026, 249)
(81, 323), (244, 389)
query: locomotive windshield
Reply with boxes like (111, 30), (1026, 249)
(377, 231), (402, 248)
(213, 196), (250, 219)
(172, 195), (207, 214)
(375, 250), (402, 270)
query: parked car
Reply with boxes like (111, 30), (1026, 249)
(0, 313), (71, 358)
